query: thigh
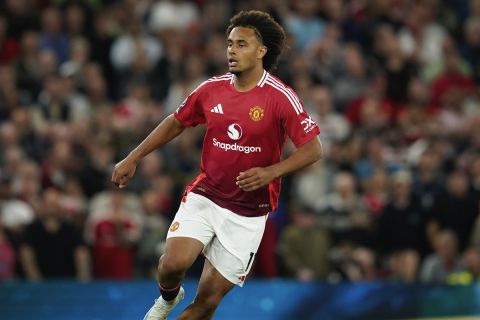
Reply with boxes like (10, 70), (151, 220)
(162, 236), (204, 269)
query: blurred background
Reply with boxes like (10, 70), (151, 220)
(1, 0), (480, 319)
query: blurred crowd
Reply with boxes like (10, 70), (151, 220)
(1, 0), (480, 285)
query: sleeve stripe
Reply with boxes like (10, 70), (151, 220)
(267, 76), (304, 113)
(265, 79), (302, 115)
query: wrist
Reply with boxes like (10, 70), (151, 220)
(268, 165), (282, 180)
(128, 150), (142, 164)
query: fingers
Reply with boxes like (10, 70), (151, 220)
(236, 170), (253, 180)
(236, 169), (264, 191)
(239, 182), (262, 192)
(111, 168), (130, 189)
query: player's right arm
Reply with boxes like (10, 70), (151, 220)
(111, 115), (185, 188)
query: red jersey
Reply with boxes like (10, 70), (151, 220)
(174, 71), (320, 217)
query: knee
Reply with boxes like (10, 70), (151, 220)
(157, 254), (188, 278)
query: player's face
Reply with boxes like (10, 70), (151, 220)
(227, 27), (266, 74)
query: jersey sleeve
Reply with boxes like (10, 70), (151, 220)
(174, 84), (206, 127)
(276, 88), (320, 148)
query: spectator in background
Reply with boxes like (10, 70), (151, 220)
(33, 73), (76, 129)
(38, 7), (69, 64)
(0, 65), (24, 121)
(12, 160), (42, 207)
(89, 11), (116, 99)
(40, 139), (80, 190)
(308, 23), (343, 87)
(317, 171), (373, 248)
(279, 205), (330, 281)
(110, 17), (162, 97)
(354, 135), (400, 186)
(164, 54), (207, 114)
(19, 188), (91, 281)
(292, 160), (334, 217)
(277, 0), (325, 52)
(307, 85), (350, 154)
(398, 1), (447, 67)
(59, 62), (91, 122)
(148, 0), (200, 34)
(469, 153), (480, 194)
(0, 224), (15, 280)
(327, 43), (370, 112)
(59, 177), (87, 229)
(361, 169), (389, 217)
(378, 170), (427, 254)
(373, 23), (418, 108)
(397, 78), (431, 143)
(429, 37), (475, 111)
(427, 169), (479, 252)
(136, 189), (169, 278)
(198, 0), (231, 38)
(14, 31), (42, 99)
(1, 194), (34, 278)
(111, 81), (163, 156)
(411, 149), (444, 215)
(420, 230), (462, 283)
(204, 31), (230, 76)
(64, 3), (91, 40)
(345, 74), (395, 131)
(125, 151), (164, 194)
(387, 248), (420, 283)
(83, 62), (113, 117)
(79, 143), (114, 198)
(0, 14), (20, 65)
(252, 216), (279, 279)
(86, 188), (142, 279)
(59, 36), (91, 89)
(447, 247), (480, 284)
(330, 246), (377, 283)
(2, 0), (39, 39)
(460, 17), (480, 82)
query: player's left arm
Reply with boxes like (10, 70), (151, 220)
(236, 137), (323, 192)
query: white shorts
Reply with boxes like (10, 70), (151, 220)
(166, 192), (267, 286)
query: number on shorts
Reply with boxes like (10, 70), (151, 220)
(245, 252), (255, 271)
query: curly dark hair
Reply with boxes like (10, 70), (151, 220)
(226, 10), (286, 71)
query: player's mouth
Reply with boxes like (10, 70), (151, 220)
(228, 58), (238, 67)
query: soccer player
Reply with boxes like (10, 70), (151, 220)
(111, 10), (323, 320)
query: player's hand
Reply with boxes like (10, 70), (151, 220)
(236, 167), (276, 192)
(111, 157), (138, 188)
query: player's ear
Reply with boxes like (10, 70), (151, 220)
(257, 45), (267, 59)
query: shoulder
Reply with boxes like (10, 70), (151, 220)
(263, 74), (296, 97)
(193, 73), (234, 93)
(263, 74), (303, 114)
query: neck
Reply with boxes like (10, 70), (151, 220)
(233, 65), (264, 92)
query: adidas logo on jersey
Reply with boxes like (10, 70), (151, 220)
(210, 104), (224, 114)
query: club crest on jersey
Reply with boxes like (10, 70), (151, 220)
(249, 106), (264, 122)
(170, 222), (180, 232)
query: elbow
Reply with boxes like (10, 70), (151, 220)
(311, 138), (323, 163)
